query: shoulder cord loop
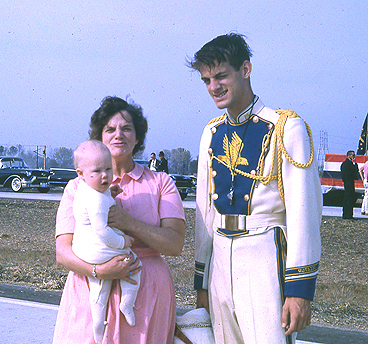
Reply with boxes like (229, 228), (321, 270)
(209, 109), (314, 203)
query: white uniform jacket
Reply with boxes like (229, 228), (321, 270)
(194, 98), (322, 300)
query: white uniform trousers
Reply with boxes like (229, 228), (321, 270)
(208, 227), (296, 344)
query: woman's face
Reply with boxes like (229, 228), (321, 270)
(102, 111), (138, 160)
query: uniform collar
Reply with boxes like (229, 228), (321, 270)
(227, 95), (264, 124)
(112, 160), (144, 183)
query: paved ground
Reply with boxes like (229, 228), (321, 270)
(0, 296), (316, 344)
(1, 283), (368, 344)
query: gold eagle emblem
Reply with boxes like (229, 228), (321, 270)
(218, 132), (248, 172)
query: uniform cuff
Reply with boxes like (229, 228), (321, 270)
(194, 261), (205, 290)
(284, 262), (319, 301)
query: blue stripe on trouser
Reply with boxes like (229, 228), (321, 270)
(274, 227), (293, 344)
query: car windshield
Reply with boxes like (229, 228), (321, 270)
(0, 158), (28, 168)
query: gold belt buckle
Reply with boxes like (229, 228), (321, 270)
(225, 215), (246, 231)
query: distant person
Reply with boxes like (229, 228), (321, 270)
(148, 152), (158, 171)
(72, 140), (141, 343)
(341, 150), (359, 219)
(157, 151), (169, 173)
(359, 159), (368, 215)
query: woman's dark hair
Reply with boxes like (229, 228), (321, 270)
(89, 96), (148, 156)
(187, 33), (252, 71)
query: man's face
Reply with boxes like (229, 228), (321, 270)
(199, 61), (251, 118)
(151, 153), (156, 160)
(348, 152), (356, 161)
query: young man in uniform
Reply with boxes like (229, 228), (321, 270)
(188, 33), (322, 343)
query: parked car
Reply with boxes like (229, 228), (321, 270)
(134, 159), (149, 167)
(134, 159), (196, 200)
(0, 156), (52, 193)
(169, 174), (196, 200)
(49, 168), (78, 188)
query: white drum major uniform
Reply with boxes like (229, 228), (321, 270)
(194, 97), (322, 344)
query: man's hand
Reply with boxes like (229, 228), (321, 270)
(282, 297), (311, 336)
(197, 289), (210, 314)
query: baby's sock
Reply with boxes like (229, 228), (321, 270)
(120, 294), (136, 326)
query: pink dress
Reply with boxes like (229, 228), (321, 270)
(53, 163), (186, 344)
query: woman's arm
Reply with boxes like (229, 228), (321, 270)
(108, 206), (185, 256)
(56, 233), (141, 283)
(359, 165), (364, 181)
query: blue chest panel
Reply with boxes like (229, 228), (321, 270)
(210, 116), (272, 215)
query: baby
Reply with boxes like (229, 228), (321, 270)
(72, 140), (141, 344)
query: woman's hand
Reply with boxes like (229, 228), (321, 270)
(96, 253), (142, 284)
(123, 234), (134, 249)
(108, 204), (130, 229)
(108, 205), (185, 256)
(56, 234), (141, 284)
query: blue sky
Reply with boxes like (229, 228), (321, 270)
(1, 0), (367, 161)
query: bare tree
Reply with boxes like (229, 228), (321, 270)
(52, 147), (74, 168)
(169, 148), (192, 174)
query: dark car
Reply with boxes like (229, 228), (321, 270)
(169, 174), (196, 200)
(49, 168), (78, 188)
(134, 159), (149, 167)
(0, 156), (52, 193)
(134, 159), (196, 200)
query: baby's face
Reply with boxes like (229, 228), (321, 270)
(81, 152), (113, 193)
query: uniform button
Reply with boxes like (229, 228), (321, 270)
(244, 194), (250, 201)
(211, 127), (217, 134)
(208, 148), (213, 155)
(250, 170), (256, 175)
(211, 170), (217, 177)
(253, 116), (259, 123)
(212, 193), (219, 200)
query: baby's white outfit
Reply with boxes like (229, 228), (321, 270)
(72, 179), (141, 344)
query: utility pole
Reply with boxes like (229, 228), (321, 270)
(34, 146), (47, 169)
(43, 146), (46, 169)
(317, 130), (329, 173)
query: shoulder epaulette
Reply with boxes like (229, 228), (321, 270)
(275, 108), (300, 119)
(207, 114), (226, 125)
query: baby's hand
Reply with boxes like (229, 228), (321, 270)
(110, 185), (123, 198)
(123, 235), (134, 249)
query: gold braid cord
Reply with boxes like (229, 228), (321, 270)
(210, 109), (314, 203)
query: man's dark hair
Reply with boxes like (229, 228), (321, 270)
(89, 96), (147, 156)
(347, 150), (355, 156)
(187, 33), (252, 71)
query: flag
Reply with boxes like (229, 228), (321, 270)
(357, 113), (368, 155)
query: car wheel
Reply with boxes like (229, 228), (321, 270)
(10, 177), (24, 192)
(180, 192), (187, 200)
(38, 187), (50, 193)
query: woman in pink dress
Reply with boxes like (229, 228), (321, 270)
(53, 96), (186, 344)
